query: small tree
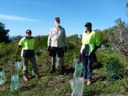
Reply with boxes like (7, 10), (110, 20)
(102, 18), (128, 60)
(113, 18), (128, 60)
(0, 22), (10, 43)
(100, 28), (114, 47)
(95, 29), (109, 45)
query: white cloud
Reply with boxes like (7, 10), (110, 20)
(0, 14), (37, 22)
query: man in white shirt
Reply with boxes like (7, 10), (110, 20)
(47, 17), (67, 74)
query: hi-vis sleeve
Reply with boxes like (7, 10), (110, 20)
(94, 32), (101, 47)
(18, 37), (25, 47)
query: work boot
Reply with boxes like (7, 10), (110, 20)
(60, 66), (66, 75)
(87, 79), (91, 85)
(50, 65), (56, 73)
(23, 76), (29, 81)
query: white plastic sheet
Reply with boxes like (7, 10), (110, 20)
(10, 74), (20, 92)
(70, 78), (84, 96)
(32, 70), (36, 76)
(0, 70), (6, 85)
(73, 59), (83, 78)
(15, 61), (22, 71)
(70, 59), (84, 96)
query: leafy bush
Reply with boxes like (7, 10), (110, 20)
(96, 48), (126, 81)
(35, 36), (48, 50)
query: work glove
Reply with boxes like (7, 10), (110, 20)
(94, 44), (101, 52)
(18, 45), (22, 48)
(47, 46), (51, 52)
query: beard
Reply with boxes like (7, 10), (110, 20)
(55, 22), (60, 28)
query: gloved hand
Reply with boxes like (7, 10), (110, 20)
(18, 45), (22, 48)
(92, 44), (101, 53)
(47, 46), (51, 52)
(64, 46), (67, 52)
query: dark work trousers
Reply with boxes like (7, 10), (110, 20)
(22, 56), (38, 76)
(82, 53), (94, 80)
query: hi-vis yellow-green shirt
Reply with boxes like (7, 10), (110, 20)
(18, 37), (35, 56)
(80, 31), (100, 55)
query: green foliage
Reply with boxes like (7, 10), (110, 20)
(102, 28), (115, 46)
(95, 29), (105, 44)
(96, 48), (126, 81)
(67, 34), (81, 49)
(97, 48), (123, 67)
(122, 74), (128, 92)
(113, 18), (128, 60)
(0, 40), (18, 58)
(35, 36), (48, 50)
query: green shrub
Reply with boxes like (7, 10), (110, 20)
(96, 48), (125, 81)
(35, 35), (48, 50)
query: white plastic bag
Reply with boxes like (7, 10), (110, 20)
(73, 59), (83, 78)
(10, 74), (20, 92)
(15, 61), (22, 71)
(70, 78), (84, 96)
(0, 70), (6, 85)
(32, 69), (36, 76)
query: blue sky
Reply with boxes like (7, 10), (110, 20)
(0, 0), (127, 36)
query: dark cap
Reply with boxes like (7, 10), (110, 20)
(84, 22), (92, 27)
(26, 29), (32, 34)
(55, 17), (60, 23)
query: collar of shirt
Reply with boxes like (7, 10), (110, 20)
(25, 37), (33, 39)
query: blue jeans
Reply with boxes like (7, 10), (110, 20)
(82, 53), (93, 80)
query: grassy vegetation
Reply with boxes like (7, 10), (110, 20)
(0, 35), (128, 96)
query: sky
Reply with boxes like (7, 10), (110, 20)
(0, 0), (127, 36)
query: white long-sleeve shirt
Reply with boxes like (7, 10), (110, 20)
(47, 26), (67, 47)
